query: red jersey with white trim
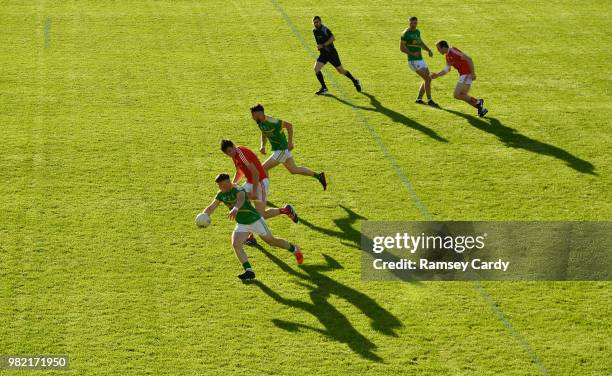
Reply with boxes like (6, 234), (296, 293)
(445, 47), (472, 75)
(232, 146), (267, 184)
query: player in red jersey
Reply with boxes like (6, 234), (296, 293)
(430, 40), (488, 117)
(221, 139), (298, 222)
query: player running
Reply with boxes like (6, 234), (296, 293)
(202, 173), (304, 280)
(430, 40), (488, 117)
(312, 16), (361, 95)
(400, 16), (437, 106)
(250, 104), (327, 190)
(221, 139), (299, 224)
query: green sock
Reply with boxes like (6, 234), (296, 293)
(313, 172), (320, 180)
(242, 261), (252, 271)
(288, 244), (296, 254)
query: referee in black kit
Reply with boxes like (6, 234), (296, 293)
(312, 16), (361, 95)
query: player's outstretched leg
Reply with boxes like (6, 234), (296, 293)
(282, 204), (299, 223)
(262, 205), (299, 224)
(283, 158), (327, 190)
(262, 156), (281, 173)
(232, 231), (256, 280)
(336, 65), (361, 92)
(259, 234), (304, 265)
(255, 199), (281, 221)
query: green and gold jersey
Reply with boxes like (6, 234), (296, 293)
(401, 28), (423, 61)
(215, 186), (261, 225)
(257, 116), (288, 151)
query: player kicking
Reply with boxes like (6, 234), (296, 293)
(202, 173), (304, 280)
(250, 104), (327, 190)
(431, 40), (488, 117)
(312, 16), (361, 95)
(400, 16), (437, 106)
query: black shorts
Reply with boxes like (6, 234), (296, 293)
(317, 50), (342, 67)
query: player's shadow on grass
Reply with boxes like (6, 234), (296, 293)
(326, 92), (448, 143)
(299, 205), (422, 283)
(443, 109), (596, 175)
(299, 205), (365, 250)
(249, 246), (402, 362)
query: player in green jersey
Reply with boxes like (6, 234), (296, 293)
(202, 173), (304, 280)
(400, 16), (438, 106)
(250, 104), (327, 190)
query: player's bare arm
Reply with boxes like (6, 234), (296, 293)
(229, 191), (245, 221)
(431, 65), (450, 79)
(420, 40), (434, 57)
(400, 39), (430, 57)
(232, 169), (244, 184)
(245, 162), (260, 200)
(204, 199), (220, 216)
(399, 40), (410, 55)
(461, 54), (476, 79)
(282, 121), (294, 150)
(260, 133), (267, 154)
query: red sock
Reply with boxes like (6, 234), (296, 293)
(279, 207), (289, 215)
(469, 97), (479, 107)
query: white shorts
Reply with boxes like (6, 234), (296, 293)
(458, 74), (473, 85)
(408, 59), (428, 72)
(234, 218), (272, 236)
(243, 178), (270, 202)
(270, 149), (292, 163)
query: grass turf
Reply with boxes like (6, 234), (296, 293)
(1, 0), (610, 374)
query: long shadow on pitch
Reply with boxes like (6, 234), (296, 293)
(300, 205), (422, 283)
(249, 246), (402, 362)
(326, 92), (448, 143)
(268, 202), (362, 251)
(443, 109), (596, 175)
(299, 205), (365, 250)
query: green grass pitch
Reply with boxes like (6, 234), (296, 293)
(1, 0), (611, 374)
